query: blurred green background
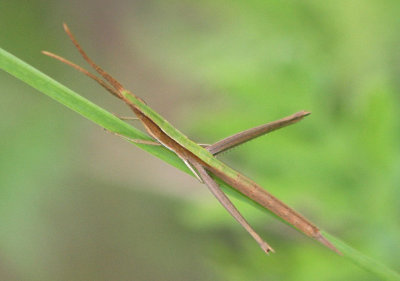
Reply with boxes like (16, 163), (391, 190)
(1, 0), (399, 280)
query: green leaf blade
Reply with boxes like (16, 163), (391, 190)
(0, 47), (186, 172)
(1, 47), (399, 281)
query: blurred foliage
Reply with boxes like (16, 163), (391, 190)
(1, 0), (399, 280)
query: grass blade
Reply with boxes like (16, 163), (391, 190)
(1, 47), (399, 280)
(0, 47), (186, 171)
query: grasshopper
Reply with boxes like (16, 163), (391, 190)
(43, 23), (340, 255)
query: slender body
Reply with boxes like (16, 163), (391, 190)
(125, 93), (337, 253)
(43, 23), (340, 255)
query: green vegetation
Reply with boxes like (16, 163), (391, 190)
(1, 43), (399, 280)
(1, 1), (399, 280)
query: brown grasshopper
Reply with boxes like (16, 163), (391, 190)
(43, 23), (340, 255)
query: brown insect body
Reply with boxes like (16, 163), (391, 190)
(43, 23), (340, 255)
(124, 93), (338, 253)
